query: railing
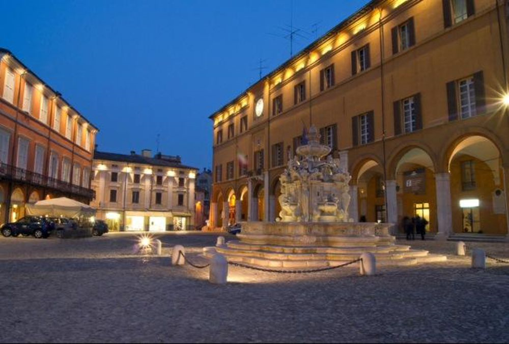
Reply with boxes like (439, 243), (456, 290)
(0, 162), (95, 199)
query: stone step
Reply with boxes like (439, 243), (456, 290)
(236, 234), (396, 247)
(448, 235), (508, 243)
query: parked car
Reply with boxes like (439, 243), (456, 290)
(1, 216), (53, 239)
(48, 217), (78, 238)
(227, 223), (242, 235)
(92, 219), (108, 236)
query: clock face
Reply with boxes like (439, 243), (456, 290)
(255, 98), (264, 117)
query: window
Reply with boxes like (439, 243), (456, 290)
(23, 83), (33, 113)
(85, 130), (90, 151)
(240, 116), (248, 133)
(49, 152), (59, 180)
(3, 68), (15, 103)
(178, 194), (184, 206)
(293, 135), (304, 156)
(239, 155), (248, 177)
(215, 164), (222, 182)
(82, 169), (90, 188)
(39, 95), (48, 124)
(66, 116), (72, 139)
(132, 191), (140, 204)
(394, 94), (422, 135)
(156, 175), (163, 185)
(461, 160), (476, 191)
(447, 72), (485, 121)
(375, 205), (386, 223)
(226, 161), (234, 180)
(16, 137), (29, 170)
(273, 95), (283, 116)
(110, 190), (117, 203)
(0, 129), (11, 164)
(320, 125), (337, 150)
(271, 142), (284, 167)
(179, 177), (185, 187)
(62, 159), (71, 183)
(73, 164), (81, 185)
(34, 145), (45, 175)
(392, 18), (415, 54)
(351, 44), (370, 75)
(320, 64), (335, 91)
(155, 192), (162, 205)
(352, 112), (374, 146)
(254, 149), (264, 172)
(227, 124), (234, 139)
(216, 129), (223, 144)
(443, 0), (475, 28)
(294, 81), (306, 104)
(134, 174), (140, 184)
(76, 123), (82, 146)
(111, 172), (118, 182)
(54, 107), (61, 132)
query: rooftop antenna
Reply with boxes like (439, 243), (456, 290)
(311, 21), (322, 39)
(267, 0), (308, 57)
(251, 58), (268, 80)
(156, 134), (160, 154)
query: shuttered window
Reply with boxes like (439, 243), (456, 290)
(62, 159), (71, 183)
(16, 137), (29, 170)
(49, 152), (59, 179)
(352, 45), (370, 75)
(320, 64), (335, 91)
(394, 94), (422, 135)
(3, 68), (15, 104)
(352, 112), (374, 146)
(443, 0), (475, 28)
(54, 107), (61, 132)
(319, 124), (337, 151)
(66, 116), (73, 139)
(226, 161), (234, 180)
(39, 95), (48, 124)
(82, 169), (90, 188)
(34, 145), (45, 175)
(271, 142), (284, 168)
(0, 129), (10, 164)
(294, 81), (306, 104)
(447, 72), (485, 121)
(23, 83), (33, 113)
(73, 164), (81, 185)
(392, 18), (416, 55)
(273, 95), (283, 116)
(76, 123), (82, 146)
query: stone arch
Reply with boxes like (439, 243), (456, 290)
(238, 185), (249, 222)
(351, 158), (385, 223)
(11, 188), (25, 203)
(387, 142), (438, 180)
(28, 191), (40, 204)
(350, 154), (384, 184)
(10, 188), (25, 222)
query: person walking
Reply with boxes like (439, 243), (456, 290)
(415, 215), (429, 240)
(403, 216), (414, 240)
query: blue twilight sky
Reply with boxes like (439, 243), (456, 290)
(1, 0), (370, 170)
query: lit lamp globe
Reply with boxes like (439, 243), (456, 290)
(503, 94), (509, 106)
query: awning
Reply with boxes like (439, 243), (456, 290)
(173, 212), (192, 217)
(26, 197), (96, 217)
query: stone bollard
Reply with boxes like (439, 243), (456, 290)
(203, 247), (218, 259)
(155, 239), (162, 255)
(216, 236), (225, 247)
(171, 245), (186, 266)
(132, 243), (140, 254)
(456, 241), (466, 256)
(472, 248), (486, 269)
(360, 252), (376, 276)
(209, 254), (228, 284)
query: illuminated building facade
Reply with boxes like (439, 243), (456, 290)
(209, 0), (509, 237)
(91, 150), (198, 231)
(0, 48), (98, 224)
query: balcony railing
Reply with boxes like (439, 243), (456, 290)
(0, 163), (95, 199)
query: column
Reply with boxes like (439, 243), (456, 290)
(349, 185), (359, 222)
(435, 173), (453, 240)
(222, 201), (229, 230)
(247, 179), (254, 221)
(209, 202), (217, 229)
(235, 201), (242, 223)
(269, 195), (276, 222)
(385, 180), (398, 235)
(167, 176), (174, 209)
(339, 150), (349, 172)
(188, 178), (195, 226)
(263, 171), (270, 222)
(502, 168), (509, 237)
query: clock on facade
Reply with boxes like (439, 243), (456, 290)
(255, 98), (264, 117)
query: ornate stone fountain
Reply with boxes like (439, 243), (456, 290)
(217, 126), (446, 269)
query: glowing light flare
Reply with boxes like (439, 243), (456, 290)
(459, 199), (479, 208)
(309, 52), (320, 64)
(106, 212), (120, 220)
(354, 23), (367, 35)
(167, 170), (176, 177)
(140, 236), (152, 248)
(188, 171), (196, 179)
(97, 164), (108, 171)
(503, 94), (509, 106)
(144, 168), (153, 175)
(321, 44), (333, 55)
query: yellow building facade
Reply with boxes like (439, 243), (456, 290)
(209, 0), (509, 238)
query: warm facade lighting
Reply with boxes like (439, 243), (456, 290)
(309, 52), (320, 64)
(459, 199), (480, 208)
(188, 171), (196, 179)
(36, 84), (44, 91)
(296, 62), (306, 71)
(143, 168), (153, 175)
(354, 24), (367, 34)
(393, 0), (409, 9)
(97, 164), (108, 171)
(106, 212), (120, 220)
(322, 44), (333, 55)
(123, 167), (132, 173)
(167, 170), (176, 177)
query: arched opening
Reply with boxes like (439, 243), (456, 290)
(239, 186), (248, 221)
(28, 191), (40, 204)
(216, 192), (224, 228)
(394, 148), (437, 234)
(10, 188), (25, 222)
(272, 179), (282, 222)
(227, 190), (236, 226)
(355, 160), (385, 223)
(257, 187), (265, 221)
(447, 135), (506, 235)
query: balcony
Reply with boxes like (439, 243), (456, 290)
(0, 163), (95, 199)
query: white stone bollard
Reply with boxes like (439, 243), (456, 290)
(155, 239), (162, 255)
(360, 252), (376, 276)
(171, 245), (186, 266)
(203, 247), (218, 259)
(132, 243), (140, 254)
(472, 248), (486, 269)
(209, 254), (228, 284)
(216, 236), (225, 247)
(456, 241), (466, 256)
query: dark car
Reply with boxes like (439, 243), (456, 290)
(1, 216), (53, 239)
(227, 223), (242, 235)
(92, 219), (108, 236)
(48, 217), (78, 238)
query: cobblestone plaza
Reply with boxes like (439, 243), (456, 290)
(0, 233), (508, 343)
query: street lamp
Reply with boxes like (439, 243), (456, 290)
(503, 94), (509, 106)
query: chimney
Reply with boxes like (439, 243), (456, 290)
(141, 149), (152, 157)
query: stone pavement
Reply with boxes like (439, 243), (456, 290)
(0, 233), (508, 343)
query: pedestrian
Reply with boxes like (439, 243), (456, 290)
(415, 215), (428, 240)
(403, 216), (414, 240)
(359, 215), (367, 222)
